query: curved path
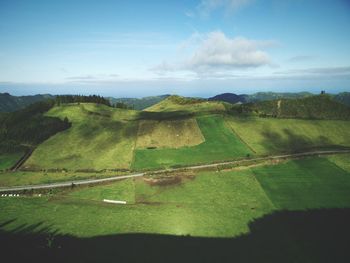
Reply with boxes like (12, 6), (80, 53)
(0, 149), (349, 193)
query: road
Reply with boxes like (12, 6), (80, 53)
(0, 149), (349, 193)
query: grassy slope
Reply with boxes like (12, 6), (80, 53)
(145, 95), (226, 113)
(0, 169), (274, 237)
(327, 153), (350, 172)
(24, 103), (138, 171)
(253, 157), (350, 210)
(245, 95), (350, 120)
(136, 118), (204, 149)
(132, 115), (253, 170)
(0, 152), (24, 170)
(226, 116), (350, 155)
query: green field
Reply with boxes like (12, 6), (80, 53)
(1, 156), (350, 238)
(327, 153), (350, 172)
(0, 152), (24, 170)
(253, 157), (350, 210)
(226, 116), (350, 154)
(132, 115), (253, 170)
(0, 169), (274, 237)
(24, 103), (139, 171)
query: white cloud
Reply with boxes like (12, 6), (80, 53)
(197, 0), (253, 17)
(152, 31), (272, 76)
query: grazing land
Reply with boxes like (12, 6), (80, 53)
(253, 157), (350, 210)
(136, 118), (204, 149)
(0, 152), (24, 170)
(0, 169), (274, 237)
(133, 115), (253, 170)
(1, 156), (350, 238)
(24, 103), (139, 171)
(226, 116), (350, 155)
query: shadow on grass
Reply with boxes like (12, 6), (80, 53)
(261, 128), (350, 153)
(1, 208), (350, 262)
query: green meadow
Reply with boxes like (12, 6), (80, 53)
(132, 115), (253, 170)
(24, 103), (139, 171)
(1, 156), (349, 238)
(226, 116), (350, 154)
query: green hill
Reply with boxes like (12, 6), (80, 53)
(240, 95), (350, 120)
(109, 95), (170, 110)
(145, 95), (227, 113)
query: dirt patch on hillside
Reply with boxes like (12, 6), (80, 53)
(143, 171), (195, 187)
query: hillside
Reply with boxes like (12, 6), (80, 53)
(109, 95), (170, 110)
(334, 92), (350, 106)
(145, 95), (227, 113)
(245, 92), (313, 102)
(208, 93), (247, 104)
(0, 92), (54, 112)
(239, 95), (350, 120)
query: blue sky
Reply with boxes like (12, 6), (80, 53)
(0, 0), (349, 97)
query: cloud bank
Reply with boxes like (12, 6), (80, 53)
(153, 31), (272, 76)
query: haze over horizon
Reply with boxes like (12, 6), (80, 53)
(1, 0), (349, 97)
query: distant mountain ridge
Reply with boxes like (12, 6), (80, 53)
(0, 93), (54, 112)
(239, 94), (350, 120)
(208, 92), (313, 104)
(208, 93), (247, 104)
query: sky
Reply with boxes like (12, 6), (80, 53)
(0, 0), (350, 97)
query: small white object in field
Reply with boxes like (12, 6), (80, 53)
(38, 194), (42, 197)
(103, 199), (126, 204)
(9, 194), (12, 197)
(4, 194), (7, 197)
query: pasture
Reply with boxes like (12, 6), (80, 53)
(132, 115), (253, 170)
(136, 118), (204, 149)
(23, 103), (139, 171)
(1, 156), (350, 238)
(226, 116), (350, 154)
(0, 169), (274, 237)
(253, 157), (350, 210)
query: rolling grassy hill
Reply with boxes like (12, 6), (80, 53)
(24, 103), (139, 171)
(145, 95), (227, 113)
(240, 94), (350, 120)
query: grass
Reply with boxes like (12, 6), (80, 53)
(327, 153), (350, 173)
(226, 116), (350, 155)
(0, 169), (274, 237)
(253, 157), (350, 210)
(24, 103), (139, 171)
(145, 95), (226, 113)
(136, 118), (204, 149)
(0, 152), (24, 170)
(1, 156), (350, 239)
(132, 115), (253, 170)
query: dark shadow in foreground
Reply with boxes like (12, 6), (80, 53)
(1, 208), (350, 263)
